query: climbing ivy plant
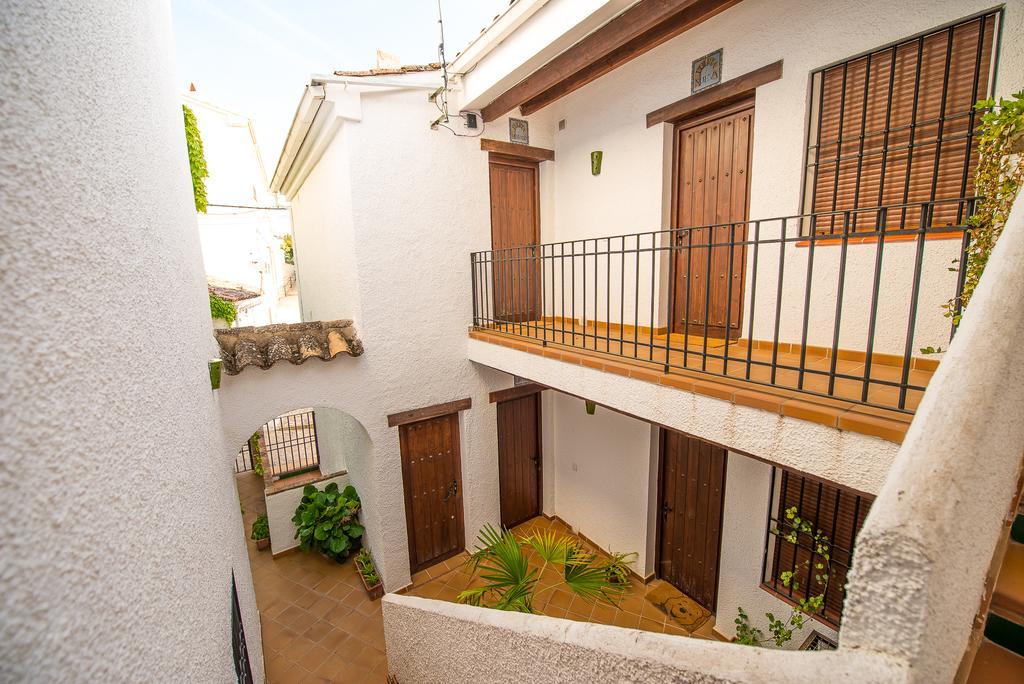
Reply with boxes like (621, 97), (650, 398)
(944, 92), (1024, 325)
(209, 293), (237, 325)
(182, 104), (209, 213)
(735, 507), (833, 648)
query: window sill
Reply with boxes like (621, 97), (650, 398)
(794, 232), (964, 248)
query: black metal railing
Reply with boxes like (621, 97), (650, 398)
(470, 197), (976, 413)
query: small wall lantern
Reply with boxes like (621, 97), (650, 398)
(209, 359), (223, 390)
(585, 400), (597, 415)
(591, 151), (603, 175)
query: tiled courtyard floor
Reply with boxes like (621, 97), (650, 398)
(407, 516), (723, 640)
(239, 472), (724, 683)
(237, 472), (388, 683)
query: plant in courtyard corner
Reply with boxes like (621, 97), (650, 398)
(209, 293), (238, 325)
(735, 507), (833, 647)
(457, 524), (630, 613)
(355, 548), (384, 599)
(250, 514), (270, 550)
(944, 92), (1024, 325)
(292, 482), (363, 562)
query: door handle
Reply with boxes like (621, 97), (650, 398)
(443, 479), (458, 502)
(662, 501), (673, 516)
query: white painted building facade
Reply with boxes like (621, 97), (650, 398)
(5, 0), (1023, 681)
(184, 91), (299, 326)
(268, 0), (1024, 659)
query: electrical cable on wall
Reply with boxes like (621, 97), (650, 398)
(430, 0), (483, 137)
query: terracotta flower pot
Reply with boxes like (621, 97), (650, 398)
(356, 558), (384, 600)
(255, 537), (270, 551)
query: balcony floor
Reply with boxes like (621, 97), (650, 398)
(470, 320), (936, 442)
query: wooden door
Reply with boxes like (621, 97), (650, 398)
(672, 104), (753, 339)
(496, 392), (542, 528)
(657, 429), (727, 611)
(489, 156), (540, 323)
(399, 413), (465, 573)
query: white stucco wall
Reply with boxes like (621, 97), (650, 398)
(288, 118), (362, 323)
(312, 405), (370, 475)
(266, 473), (351, 554)
(382, 594), (903, 683)
(546, 392), (654, 576)
(469, 338), (897, 494)
(0, 1), (262, 680)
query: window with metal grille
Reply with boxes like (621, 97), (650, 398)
(803, 11), (1000, 234)
(760, 468), (875, 628)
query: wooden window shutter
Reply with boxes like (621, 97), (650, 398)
(765, 470), (875, 627)
(805, 13), (998, 234)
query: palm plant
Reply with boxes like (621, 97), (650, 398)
(457, 524), (629, 613)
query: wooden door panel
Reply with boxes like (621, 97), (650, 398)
(497, 393), (541, 528)
(672, 107), (752, 338)
(489, 157), (540, 323)
(399, 413), (465, 573)
(657, 430), (727, 611)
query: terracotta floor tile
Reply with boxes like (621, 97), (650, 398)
(318, 627), (350, 655)
(301, 619), (334, 644)
(296, 644), (333, 672)
(352, 645), (387, 672)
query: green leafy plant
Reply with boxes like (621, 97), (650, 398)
(249, 433), (264, 477)
(250, 514), (269, 541)
(604, 550), (638, 585)
(944, 92), (1024, 325)
(281, 234), (295, 265)
(292, 482), (363, 562)
(356, 548), (382, 587)
(457, 524), (628, 613)
(919, 346), (945, 355)
(182, 104), (209, 213)
(735, 507), (832, 647)
(209, 293), (238, 325)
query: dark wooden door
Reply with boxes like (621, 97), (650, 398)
(672, 104), (753, 339)
(489, 156), (540, 323)
(496, 392), (542, 528)
(399, 413), (465, 573)
(657, 429), (727, 611)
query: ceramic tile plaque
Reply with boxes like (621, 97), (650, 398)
(509, 117), (529, 145)
(691, 49), (723, 94)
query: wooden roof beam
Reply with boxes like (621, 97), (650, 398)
(480, 0), (742, 122)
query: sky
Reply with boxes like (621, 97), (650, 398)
(171, 0), (509, 170)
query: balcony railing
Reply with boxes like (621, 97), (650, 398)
(470, 198), (977, 413)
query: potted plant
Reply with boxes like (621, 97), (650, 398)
(355, 548), (384, 600)
(603, 551), (638, 585)
(250, 514), (270, 551)
(292, 482), (364, 562)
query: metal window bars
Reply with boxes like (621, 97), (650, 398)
(470, 197), (977, 414)
(758, 467), (873, 629)
(233, 409), (321, 477)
